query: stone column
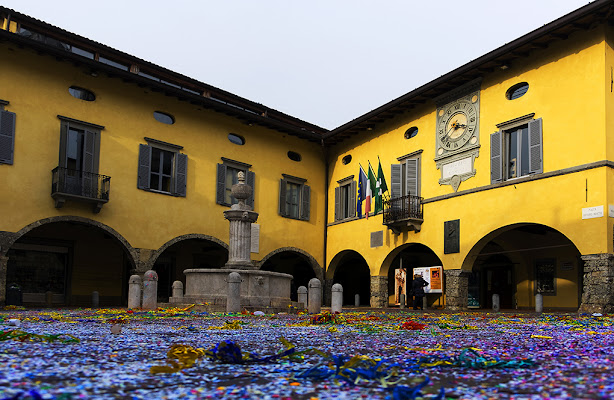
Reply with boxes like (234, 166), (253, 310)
(370, 275), (388, 308)
(223, 171), (259, 270)
(579, 253), (614, 314)
(444, 269), (470, 310)
(297, 286), (308, 308)
(0, 255), (8, 305)
(142, 270), (158, 310)
(308, 278), (322, 314)
(331, 283), (343, 313)
(128, 275), (142, 309)
(172, 281), (184, 299)
(227, 272), (242, 313)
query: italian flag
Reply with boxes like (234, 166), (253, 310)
(366, 163), (375, 218)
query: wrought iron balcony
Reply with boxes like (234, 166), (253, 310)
(383, 194), (424, 233)
(51, 167), (110, 213)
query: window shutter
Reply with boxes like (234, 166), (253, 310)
(406, 159), (418, 197)
(301, 184), (310, 221)
(174, 153), (187, 197)
(279, 179), (287, 216)
(0, 110), (16, 164)
(59, 121), (68, 168)
(216, 163), (227, 204)
(528, 118), (543, 174)
(246, 170), (255, 209)
(82, 130), (96, 196)
(490, 131), (503, 183)
(137, 144), (151, 190)
(349, 180), (357, 217)
(334, 186), (340, 221)
(390, 163), (401, 199)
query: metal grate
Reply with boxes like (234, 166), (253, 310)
(383, 194), (423, 225)
(51, 167), (110, 201)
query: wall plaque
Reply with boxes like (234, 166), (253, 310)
(370, 231), (383, 248)
(251, 223), (260, 253)
(444, 220), (460, 254)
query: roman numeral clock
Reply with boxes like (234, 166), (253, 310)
(434, 81), (481, 192)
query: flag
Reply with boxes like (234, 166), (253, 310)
(357, 165), (367, 218)
(375, 158), (388, 213)
(366, 162), (376, 219)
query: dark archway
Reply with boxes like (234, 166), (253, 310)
(151, 236), (228, 302)
(4, 217), (136, 307)
(384, 243), (442, 307)
(330, 251), (370, 306)
(260, 250), (318, 301)
(467, 224), (582, 310)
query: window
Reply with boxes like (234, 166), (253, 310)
(342, 155), (352, 165)
(153, 111), (175, 125)
(228, 133), (245, 145)
(68, 86), (95, 101)
(58, 116), (102, 192)
(390, 152), (421, 199)
(287, 151), (301, 162)
(279, 174), (310, 220)
(491, 115), (542, 183)
(506, 82), (529, 100)
(216, 158), (255, 208)
(334, 176), (356, 221)
(404, 127), (418, 139)
(0, 100), (16, 165)
(535, 259), (556, 295)
(137, 138), (187, 197)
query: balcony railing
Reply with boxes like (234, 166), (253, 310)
(51, 167), (110, 213)
(383, 194), (424, 233)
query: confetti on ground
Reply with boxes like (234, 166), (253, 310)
(1, 308), (613, 399)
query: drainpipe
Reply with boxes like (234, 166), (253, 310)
(322, 138), (329, 305)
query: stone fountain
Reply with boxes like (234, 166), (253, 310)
(169, 171), (293, 311)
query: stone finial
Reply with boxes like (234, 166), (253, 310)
(231, 171), (252, 209)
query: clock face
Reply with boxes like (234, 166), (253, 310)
(437, 98), (478, 151)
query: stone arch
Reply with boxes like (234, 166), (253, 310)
(1, 215), (138, 267)
(378, 242), (442, 277)
(327, 250), (371, 306)
(147, 233), (228, 270)
(258, 247), (323, 281)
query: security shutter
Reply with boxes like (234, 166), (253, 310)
(490, 131), (503, 183)
(279, 178), (287, 216)
(174, 153), (187, 197)
(334, 186), (340, 221)
(300, 184), (310, 221)
(246, 170), (255, 209)
(137, 144), (151, 190)
(216, 163), (227, 204)
(349, 180), (357, 217)
(82, 130), (96, 196)
(390, 163), (401, 199)
(528, 118), (543, 174)
(0, 110), (16, 164)
(406, 159), (418, 197)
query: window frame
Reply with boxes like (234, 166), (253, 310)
(279, 174), (310, 221)
(0, 99), (16, 165)
(535, 258), (556, 296)
(137, 137), (187, 197)
(334, 175), (356, 221)
(391, 150), (422, 200)
(216, 158), (255, 208)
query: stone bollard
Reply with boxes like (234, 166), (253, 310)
(423, 296), (428, 310)
(492, 294), (500, 312)
(45, 291), (53, 307)
(92, 291), (99, 308)
(227, 272), (242, 314)
(308, 278), (322, 314)
(331, 283), (343, 313)
(172, 281), (184, 299)
(355, 294), (360, 307)
(535, 293), (543, 313)
(142, 270), (158, 311)
(297, 286), (308, 309)
(128, 275), (142, 309)
(399, 294), (406, 309)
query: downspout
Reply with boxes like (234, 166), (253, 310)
(321, 138), (329, 304)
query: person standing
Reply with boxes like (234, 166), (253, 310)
(411, 273), (428, 310)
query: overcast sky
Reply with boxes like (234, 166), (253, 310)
(4, 0), (591, 129)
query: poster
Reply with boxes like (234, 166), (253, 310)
(413, 266), (443, 293)
(394, 267), (407, 305)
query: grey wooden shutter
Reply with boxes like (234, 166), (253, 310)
(174, 153), (187, 197)
(279, 178), (287, 216)
(246, 170), (255, 209)
(216, 163), (227, 204)
(301, 184), (310, 221)
(490, 131), (503, 183)
(82, 130), (96, 197)
(334, 186), (340, 221)
(349, 180), (357, 217)
(59, 121), (68, 168)
(528, 118), (543, 174)
(0, 110), (16, 164)
(137, 144), (151, 190)
(390, 163), (401, 199)
(406, 158), (418, 197)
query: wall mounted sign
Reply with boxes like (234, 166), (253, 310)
(582, 206), (604, 220)
(444, 219), (460, 254)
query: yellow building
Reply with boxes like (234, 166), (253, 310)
(2, 1), (614, 312)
